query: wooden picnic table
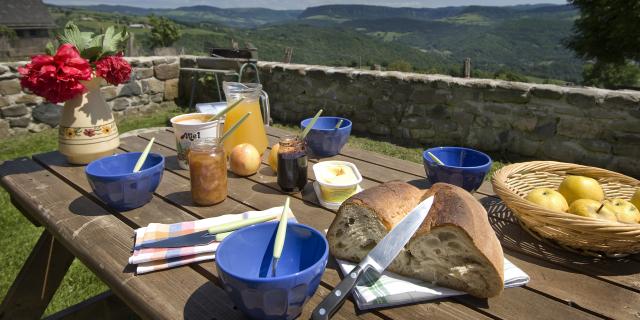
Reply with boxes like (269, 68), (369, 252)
(1, 126), (639, 320)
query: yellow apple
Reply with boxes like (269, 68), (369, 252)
(268, 143), (280, 173)
(558, 175), (604, 205)
(603, 198), (640, 224)
(525, 188), (569, 212)
(630, 189), (640, 211)
(568, 199), (616, 221)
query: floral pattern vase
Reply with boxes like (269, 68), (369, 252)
(58, 77), (119, 164)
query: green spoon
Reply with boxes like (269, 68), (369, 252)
(205, 98), (244, 122)
(334, 119), (344, 129)
(427, 151), (445, 166)
(218, 112), (251, 144)
(299, 109), (324, 140)
(272, 197), (291, 277)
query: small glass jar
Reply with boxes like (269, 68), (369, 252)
(189, 138), (227, 206)
(277, 135), (308, 192)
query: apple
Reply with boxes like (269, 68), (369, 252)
(631, 189), (640, 211)
(525, 188), (569, 212)
(568, 199), (616, 221)
(558, 175), (605, 205)
(603, 198), (640, 224)
(229, 143), (261, 176)
(268, 143), (280, 174)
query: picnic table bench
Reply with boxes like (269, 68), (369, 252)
(1, 126), (639, 320)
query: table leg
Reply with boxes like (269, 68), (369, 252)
(0, 231), (75, 319)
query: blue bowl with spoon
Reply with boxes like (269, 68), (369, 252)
(422, 147), (492, 193)
(300, 116), (352, 157)
(85, 152), (164, 211)
(215, 221), (328, 320)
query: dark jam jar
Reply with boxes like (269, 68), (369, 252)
(277, 135), (308, 192)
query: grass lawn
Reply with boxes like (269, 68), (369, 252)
(0, 114), (503, 316)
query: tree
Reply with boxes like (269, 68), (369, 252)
(148, 15), (181, 48)
(566, 1), (640, 64)
(582, 62), (640, 88)
(0, 25), (16, 41)
(387, 60), (412, 72)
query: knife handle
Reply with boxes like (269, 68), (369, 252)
(312, 264), (365, 320)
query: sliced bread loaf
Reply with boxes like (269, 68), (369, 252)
(326, 181), (504, 298)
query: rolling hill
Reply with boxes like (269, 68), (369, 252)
(48, 3), (585, 83)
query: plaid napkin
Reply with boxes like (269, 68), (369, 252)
(129, 207), (294, 274)
(337, 258), (529, 310)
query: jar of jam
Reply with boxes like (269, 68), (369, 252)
(277, 135), (308, 192)
(189, 138), (227, 205)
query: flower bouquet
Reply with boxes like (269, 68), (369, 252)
(18, 22), (131, 164)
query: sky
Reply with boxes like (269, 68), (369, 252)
(43, 0), (568, 10)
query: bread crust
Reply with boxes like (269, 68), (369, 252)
(340, 180), (423, 230)
(418, 183), (504, 295)
(327, 181), (505, 298)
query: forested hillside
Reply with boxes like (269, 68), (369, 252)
(48, 3), (584, 83)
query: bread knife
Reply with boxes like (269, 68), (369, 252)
(312, 195), (435, 320)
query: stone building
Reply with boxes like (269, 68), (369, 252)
(0, 0), (55, 59)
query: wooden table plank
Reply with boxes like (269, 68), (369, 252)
(264, 127), (640, 295)
(32, 150), (385, 320)
(116, 136), (489, 320)
(265, 126), (427, 178)
(126, 133), (603, 319)
(158, 127), (640, 296)
(0, 158), (245, 320)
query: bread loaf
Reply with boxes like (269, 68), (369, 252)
(327, 181), (504, 298)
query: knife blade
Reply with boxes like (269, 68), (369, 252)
(135, 214), (279, 249)
(312, 195), (435, 320)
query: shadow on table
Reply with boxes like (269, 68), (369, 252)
(259, 166), (276, 177)
(68, 195), (111, 216)
(184, 282), (243, 319)
(481, 196), (640, 276)
(163, 155), (182, 171)
(0, 157), (52, 177)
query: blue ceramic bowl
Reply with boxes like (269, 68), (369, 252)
(216, 221), (328, 320)
(423, 147), (492, 192)
(300, 116), (352, 157)
(85, 152), (164, 211)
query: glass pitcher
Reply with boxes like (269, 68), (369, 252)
(222, 82), (270, 155)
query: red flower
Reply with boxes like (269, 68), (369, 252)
(18, 44), (92, 103)
(95, 53), (131, 85)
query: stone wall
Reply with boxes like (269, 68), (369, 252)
(0, 56), (179, 138)
(254, 62), (640, 177)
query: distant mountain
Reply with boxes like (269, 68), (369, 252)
(63, 4), (301, 28)
(50, 3), (584, 82)
(299, 4), (582, 82)
(299, 4), (576, 22)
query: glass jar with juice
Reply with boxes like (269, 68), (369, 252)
(222, 82), (269, 155)
(189, 138), (227, 205)
(277, 135), (308, 192)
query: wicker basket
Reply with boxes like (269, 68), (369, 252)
(492, 161), (640, 257)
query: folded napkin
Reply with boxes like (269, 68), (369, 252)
(337, 258), (529, 310)
(130, 207), (294, 274)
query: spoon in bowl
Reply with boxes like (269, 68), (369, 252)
(272, 196), (291, 277)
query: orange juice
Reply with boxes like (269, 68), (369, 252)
(222, 82), (269, 155)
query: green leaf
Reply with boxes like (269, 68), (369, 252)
(58, 21), (92, 53)
(45, 42), (56, 55)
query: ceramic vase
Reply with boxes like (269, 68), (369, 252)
(58, 77), (119, 164)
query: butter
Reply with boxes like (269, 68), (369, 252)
(319, 165), (358, 185)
